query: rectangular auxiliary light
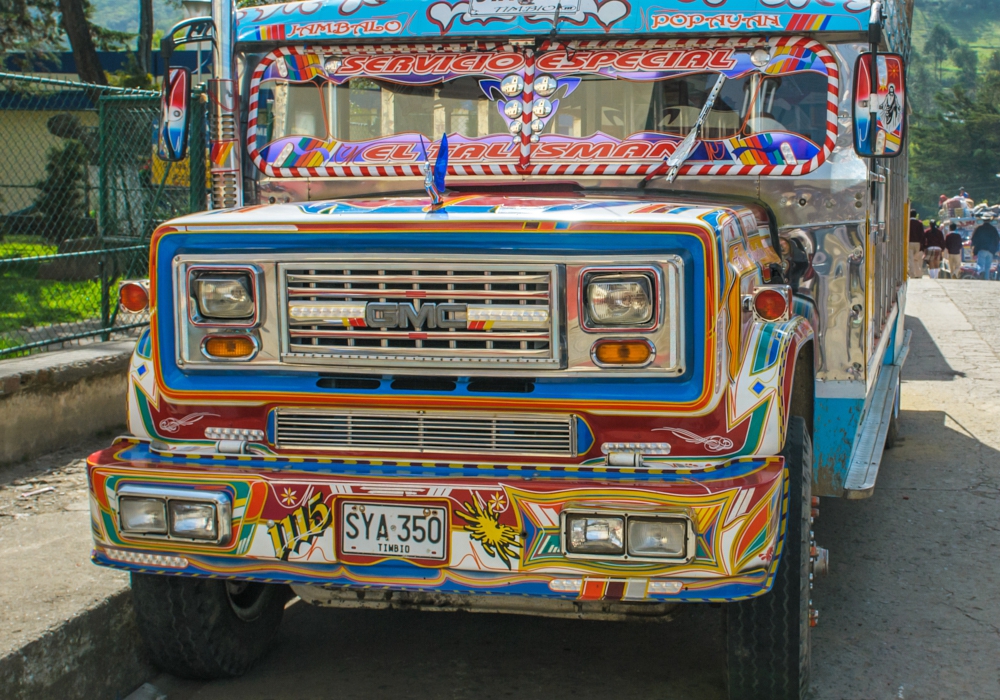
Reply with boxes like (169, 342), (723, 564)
(119, 497), (167, 535)
(565, 514), (625, 556)
(464, 305), (550, 329)
(288, 302), (367, 325)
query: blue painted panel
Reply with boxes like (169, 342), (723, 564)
(155, 230), (709, 403)
(813, 396), (863, 495)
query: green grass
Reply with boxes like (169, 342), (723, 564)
(0, 236), (105, 352)
(0, 236), (57, 260)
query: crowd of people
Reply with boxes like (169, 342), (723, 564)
(909, 208), (1000, 280)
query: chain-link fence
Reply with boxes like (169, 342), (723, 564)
(0, 72), (207, 358)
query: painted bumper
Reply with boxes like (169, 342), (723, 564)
(88, 439), (788, 603)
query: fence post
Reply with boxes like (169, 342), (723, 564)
(189, 93), (207, 213)
(98, 95), (111, 340)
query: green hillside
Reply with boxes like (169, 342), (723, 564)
(908, 0), (1000, 215)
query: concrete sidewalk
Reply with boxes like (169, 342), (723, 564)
(0, 437), (153, 700)
(0, 337), (151, 700)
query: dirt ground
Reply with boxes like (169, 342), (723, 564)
(5, 279), (998, 699)
(0, 434), (130, 658)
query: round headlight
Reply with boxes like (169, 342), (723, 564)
(585, 274), (654, 327)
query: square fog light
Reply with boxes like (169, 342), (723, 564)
(119, 497), (167, 534)
(628, 518), (687, 559)
(169, 501), (218, 541)
(566, 514), (625, 555)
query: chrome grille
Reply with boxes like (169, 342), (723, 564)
(281, 262), (559, 368)
(275, 409), (576, 456)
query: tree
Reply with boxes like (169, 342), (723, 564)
(7, 0), (132, 86)
(925, 24), (958, 82)
(988, 50), (1000, 74)
(952, 44), (979, 89)
(910, 73), (1000, 215)
(0, 0), (62, 67)
(138, 0), (153, 77)
(34, 139), (93, 240)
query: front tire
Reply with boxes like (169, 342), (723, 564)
(725, 416), (812, 700)
(131, 574), (289, 679)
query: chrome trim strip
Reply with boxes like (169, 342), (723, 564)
(173, 253), (685, 377)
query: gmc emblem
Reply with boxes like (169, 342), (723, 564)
(364, 302), (466, 330)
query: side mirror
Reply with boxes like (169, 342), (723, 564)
(158, 67), (191, 162)
(853, 52), (906, 158)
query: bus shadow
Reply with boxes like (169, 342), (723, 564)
(902, 315), (965, 381)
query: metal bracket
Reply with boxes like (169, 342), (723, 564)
(162, 17), (216, 63)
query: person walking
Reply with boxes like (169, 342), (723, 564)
(924, 220), (945, 279)
(909, 209), (926, 278)
(970, 215), (1000, 280)
(945, 222), (964, 279)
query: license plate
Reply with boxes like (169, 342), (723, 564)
(468, 0), (580, 16)
(341, 502), (448, 561)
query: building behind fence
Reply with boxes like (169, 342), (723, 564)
(0, 72), (206, 358)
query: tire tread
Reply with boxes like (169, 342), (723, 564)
(131, 574), (286, 680)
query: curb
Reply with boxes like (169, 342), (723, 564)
(0, 341), (135, 466)
(0, 588), (153, 700)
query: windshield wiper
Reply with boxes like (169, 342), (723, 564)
(641, 74), (728, 188)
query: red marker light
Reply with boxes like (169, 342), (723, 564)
(119, 281), (149, 313)
(753, 288), (789, 322)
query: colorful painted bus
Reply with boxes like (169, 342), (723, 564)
(91, 1), (913, 696)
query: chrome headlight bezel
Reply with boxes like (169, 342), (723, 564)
(561, 509), (695, 563)
(187, 264), (262, 327)
(580, 267), (661, 332)
(116, 484), (232, 544)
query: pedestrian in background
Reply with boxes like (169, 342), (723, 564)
(945, 223), (964, 279)
(971, 215), (1000, 280)
(909, 209), (925, 278)
(924, 220), (945, 279)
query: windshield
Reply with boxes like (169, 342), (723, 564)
(248, 40), (835, 176)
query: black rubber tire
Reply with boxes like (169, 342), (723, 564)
(725, 416), (812, 700)
(130, 574), (289, 680)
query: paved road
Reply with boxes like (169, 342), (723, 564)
(129, 280), (1000, 699)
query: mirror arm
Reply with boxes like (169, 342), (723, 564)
(868, 1), (884, 47)
(866, 2), (883, 160)
(161, 17), (216, 73)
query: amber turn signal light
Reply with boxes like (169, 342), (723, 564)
(203, 335), (256, 360)
(593, 339), (654, 366)
(752, 288), (791, 322)
(119, 281), (149, 313)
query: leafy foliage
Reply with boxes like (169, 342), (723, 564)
(34, 139), (94, 240)
(0, 0), (62, 63)
(910, 72), (1000, 214)
(909, 4), (1000, 215)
